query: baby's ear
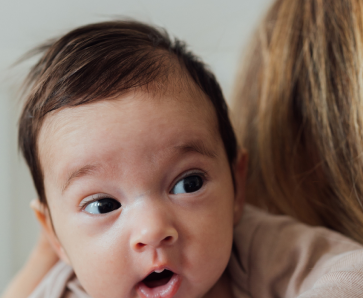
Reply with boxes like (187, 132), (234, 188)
(30, 199), (71, 265)
(232, 150), (248, 225)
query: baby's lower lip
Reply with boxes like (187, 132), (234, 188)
(136, 273), (181, 298)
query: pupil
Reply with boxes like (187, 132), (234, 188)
(183, 176), (203, 193)
(97, 198), (121, 214)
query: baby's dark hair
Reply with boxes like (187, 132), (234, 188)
(18, 20), (237, 206)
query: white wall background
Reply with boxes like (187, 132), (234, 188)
(0, 0), (272, 293)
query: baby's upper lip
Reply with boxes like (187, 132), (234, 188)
(140, 263), (178, 282)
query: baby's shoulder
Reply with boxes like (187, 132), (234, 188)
(27, 261), (89, 298)
(234, 205), (361, 253)
(229, 205), (363, 298)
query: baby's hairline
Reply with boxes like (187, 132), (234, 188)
(18, 20), (238, 208)
(37, 82), (222, 194)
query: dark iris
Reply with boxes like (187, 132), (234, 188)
(183, 175), (203, 193)
(96, 198), (121, 214)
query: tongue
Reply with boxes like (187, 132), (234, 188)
(143, 271), (173, 288)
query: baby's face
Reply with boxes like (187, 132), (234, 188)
(38, 89), (242, 298)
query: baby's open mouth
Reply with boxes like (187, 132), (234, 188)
(142, 269), (174, 288)
(137, 269), (181, 298)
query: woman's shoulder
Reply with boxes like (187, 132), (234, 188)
(229, 205), (363, 298)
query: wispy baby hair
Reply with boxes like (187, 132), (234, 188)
(18, 20), (237, 206)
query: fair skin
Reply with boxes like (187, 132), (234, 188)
(32, 87), (246, 298)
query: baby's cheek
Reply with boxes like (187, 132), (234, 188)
(65, 235), (134, 298)
(51, 212), (129, 295)
(182, 227), (233, 297)
(182, 204), (234, 283)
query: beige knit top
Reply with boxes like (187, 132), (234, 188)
(29, 205), (363, 298)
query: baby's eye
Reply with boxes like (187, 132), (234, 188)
(171, 175), (203, 194)
(84, 198), (121, 214)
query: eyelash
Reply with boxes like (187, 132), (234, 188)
(78, 169), (209, 210)
(169, 169), (208, 193)
(79, 193), (116, 211)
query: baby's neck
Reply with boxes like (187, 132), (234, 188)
(203, 271), (234, 298)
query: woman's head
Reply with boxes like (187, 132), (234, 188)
(233, 0), (363, 242)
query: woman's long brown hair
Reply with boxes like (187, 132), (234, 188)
(232, 0), (363, 243)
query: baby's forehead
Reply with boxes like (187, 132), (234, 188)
(38, 89), (222, 182)
(39, 82), (218, 140)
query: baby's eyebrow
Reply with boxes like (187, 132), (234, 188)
(60, 141), (216, 193)
(61, 164), (100, 193)
(174, 140), (217, 159)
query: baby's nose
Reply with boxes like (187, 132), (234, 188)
(130, 207), (178, 251)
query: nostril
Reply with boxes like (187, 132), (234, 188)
(164, 236), (172, 242)
(131, 227), (178, 250)
(135, 242), (146, 250)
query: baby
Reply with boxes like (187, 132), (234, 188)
(17, 20), (363, 298)
(19, 20), (245, 298)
